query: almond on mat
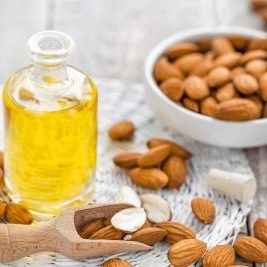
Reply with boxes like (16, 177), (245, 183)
(113, 152), (142, 169)
(109, 121), (135, 141)
(102, 258), (132, 267)
(191, 198), (216, 224)
(254, 218), (267, 244)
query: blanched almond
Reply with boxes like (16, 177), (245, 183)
(212, 37), (235, 56)
(214, 52), (242, 68)
(215, 83), (238, 102)
(200, 96), (218, 117)
(245, 59), (267, 79)
(109, 121), (135, 141)
(183, 98), (199, 113)
(184, 76), (210, 100)
(206, 67), (231, 87)
(113, 152), (142, 169)
(114, 186), (141, 207)
(159, 78), (184, 101)
(233, 73), (258, 95)
(165, 42), (199, 59)
(241, 49), (267, 64)
(260, 72), (267, 101)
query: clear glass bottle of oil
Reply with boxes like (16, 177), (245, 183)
(3, 31), (97, 216)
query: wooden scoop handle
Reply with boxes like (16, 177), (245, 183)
(0, 220), (57, 263)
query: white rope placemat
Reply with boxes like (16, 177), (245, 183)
(0, 79), (253, 267)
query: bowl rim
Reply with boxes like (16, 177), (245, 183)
(144, 26), (267, 126)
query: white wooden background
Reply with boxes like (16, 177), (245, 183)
(0, 0), (267, 266)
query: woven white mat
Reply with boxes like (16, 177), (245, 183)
(0, 79), (253, 267)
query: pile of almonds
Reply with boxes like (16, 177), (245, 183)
(153, 35), (267, 121)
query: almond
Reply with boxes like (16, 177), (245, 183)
(248, 38), (267, 50)
(212, 37), (235, 56)
(165, 42), (199, 59)
(254, 218), (267, 244)
(248, 95), (263, 117)
(245, 59), (267, 79)
(228, 265), (247, 267)
(251, 0), (267, 8)
(154, 57), (184, 81)
(113, 152), (142, 169)
(200, 96), (218, 117)
(190, 59), (213, 77)
(259, 72), (267, 101)
(0, 151), (4, 169)
(90, 225), (124, 240)
(183, 97), (199, 112)
(79, 219), (105, 239)
(162, 155), (187, 189)
(227, 35), (250, 51)
(102, 258), (132, 267)
(156, 221), (196, 244)
(109, 121), (135, 141)
(263, 103), (267, 117)
(138, 144), (171, 167)
(128, 167), (168, 189)
(191, 198), (216, 224)
(0, 169), (4, 192)
(233, 73), (258, 95)
(147, 138), (192, 159)
(231, 67), (245, 79)
(241, 49), (267, 64)
(196, 39), (211, 52)
(114, 186), (141, 207)
(184, 76), (210, 100)
(6, 202), (33, 224)
(214, 98), (259, 121)
(214, 52), (242, 69)
(215, 83), (238, 102)
(168, 239), (207, 267)
(159, 78), (184, 101)
(234, 236), (267, 263)
(206, 67), (231, 87)
(174, 53), (204, 75)
(0, 200), (6, 220)
(202, 245), (235, 267)
(130, 227), (166, 246)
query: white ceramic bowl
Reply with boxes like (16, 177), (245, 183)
(145, 26), (267, 148)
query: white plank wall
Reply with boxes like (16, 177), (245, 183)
(0, 0), (266, 266)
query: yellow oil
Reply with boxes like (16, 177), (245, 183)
(3, 66), (97, 215)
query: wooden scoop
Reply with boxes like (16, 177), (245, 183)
(0, 203), (151, 263)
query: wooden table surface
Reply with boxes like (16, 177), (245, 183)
(0, 0), (266, 266)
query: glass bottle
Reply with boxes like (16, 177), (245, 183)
(3, 31), (97, 216)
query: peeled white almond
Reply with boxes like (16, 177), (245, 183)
(206, 168), (257, 203)
(140, 193), (171, 223)
(111, 207), (146, 233)
(113, 186), (141, 207)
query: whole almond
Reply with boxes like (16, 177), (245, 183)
(113, 152), (142, 169)
(234, 236), (267, 263)
(102, 258), (132, 267)
(231, 67), (246, 79)
(215, 83), (238, 102)
(165, 42), (199, 59)
(190, 59), (213, 77)
(168, 239), (207, 267)
(191, 198), (216, 224)
(196, 39), (211, 52)
(183, 98), (199, 112)
(228, 265), (247, 267)
(200, 96), (218, 117)
(214, 98), (259, 121)
(0, 151), (4, 169)
(154, 57), (184, 82)
(147, 138), (192, 159)
(0, 169), (4, 193)
(138, 144), (171, 167)
(248, 95), (263, 117)
(254, 218), (267, 244)
(248, 38), (267, 50)
(241, 49), (267, 64)
(202, 245), (235, 267)
(109, 121), (135, 141)
(259, 72), (267, 101)
(156, 221), (196, 244)
(128, 167), (168, 189)
(245, 59), (267, 79)
(184, 76), (210, 100)
(90, 225), (124, 240)
(0, 200), (6, 220)
(159, 78), (184, 101)
(212, 37), (235, 56)
(174, 53), (204, 75)
(162, 155), (187, 189)
(227, 35), (250, 51)
(206, 67), (231, 87)
(79, 219), (105, 239)
(214, 52), (242, 69)
(130, 227), (166, 246)
(233, 73), (258, 95)
(6, 202), (33, 224)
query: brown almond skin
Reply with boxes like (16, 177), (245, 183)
(241, 49), (267, 64)
(206, 67), (231, 88)
(260, 72), (267, 101)
(102, 258), (132, 267)
(234, 236), (267, 263)
(248, 95), (263, 118)
(165, 42), (199, 59)
(215, 83), (238, 103)
(212, 37), (235, 56)
(6, 202), (34, 224)
(0, 200), (6, 220)
(159, 78), (184, 101)
(233, 73), (258, 95)
(156, 221), (196, 244)
(130, 227), (167, 246)
(90, 225), (124, 240)
(196, 39), (211, 52)
(214, 52), (242, 69)
(0, 151), (4, 169)
(154, 57), (184, 82)
(147, 138), (192, 159)
(113, 152), (142, 169)
(128, 167), (168, 189)
(109, 121), (135, 141)
(183, 98), (199, 113)
(191, 198), (216, 224)
(248, 38), (267, 50)
(162, 155), (187, 189)
(0, 169), (4, 193)
(79, 219), (105, 239)
(138, 144), (171, 167)
(227, 35), (250, 51)
(184, 76), (210, 101)
(254, 218), (267, 244)
(168, 239), (207, 267)
(190, 59), (213, 77)
(245, 59), (267, 79)
(200, 96), (218, 117)
(202, 245), (235, 267)
(231, 67), (246, 79)
(214, 98), (259, 121)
